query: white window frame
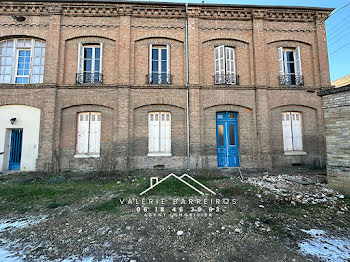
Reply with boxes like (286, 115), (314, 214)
(77, 42), (103, 84)
(75, 112), (101, 158)
(148, 112), (171, 156)
(14, 48), (31, 84)
(0, 38), (45, 84)
(282, 112), (304, 153)
(148, 44), (171, 84)
(278, 46), (302, 85)
(214, 45), (236, 85)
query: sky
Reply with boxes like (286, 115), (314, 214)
(145, 0), (349, 82)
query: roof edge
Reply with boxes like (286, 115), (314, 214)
(0, 0), (335, 12)
(318, 85), (350, 97)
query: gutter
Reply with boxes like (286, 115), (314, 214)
(185, 3), (190, 170)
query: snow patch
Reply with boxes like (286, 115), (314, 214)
(299, 229), (350, 262)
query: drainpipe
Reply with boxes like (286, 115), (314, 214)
(185, 3), (190, 170)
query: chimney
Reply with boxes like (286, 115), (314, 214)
(150, 177), (158, 187)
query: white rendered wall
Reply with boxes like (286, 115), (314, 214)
(0, 105), (41, 172)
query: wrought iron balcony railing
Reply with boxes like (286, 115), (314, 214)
(214, 74), (239, 85)
(279, 74), (304, 86)
(146, 74), (172, 85)
(76, 73), (103, 84)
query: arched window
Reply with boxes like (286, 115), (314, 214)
(0, 38), (45, 84)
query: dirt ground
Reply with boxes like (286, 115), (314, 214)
(0, 168), (349, 262)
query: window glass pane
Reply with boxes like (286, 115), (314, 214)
(17, 40), (25, 47)
(34, 47), (41, 57)
(24, 40), (31, 48)
(33, 57), (41, 66)
(5, 57), (12, 65)
(84, 60), (92, 72)
(6, 47), (12, 56)
(31, 75), (40, 83)
(287, 51), (294, 62)
(152, 61), (158, 72)
(161, 49), (167, 60)
(95, 48), (100, 59)
(155, 114), (158, 121)
(4, 66), (11, 74)
(161, 61), (167, 73)
(3, 75), (11, 83)
(84, 48), (92, 59)
(152, 49), (158, 60)
(218, 125), (224, 146)
(229, 124), (235, 145)
(94, 60), (100, 72)
(150, 114), (154, 121)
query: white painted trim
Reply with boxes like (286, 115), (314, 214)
(147, 152), (172, 157)
(284, 151), (306, 156)
(74, 153), (100, 158)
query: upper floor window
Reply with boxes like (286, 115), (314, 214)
(214, 45), (238, 85)
(148, 44), (171, 85)
(278, 47), (303, 86)
(77, 43), (103, 84)
(282, 112), (303, 152)
(76, 112), (101, 157)
(148, 112), (171, 156)
(0, 38), (45, 84)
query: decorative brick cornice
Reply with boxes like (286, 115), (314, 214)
(0, 2), (331, 23)
(62, 24), (119, 29)
(264, 28), (315, 33)
(199, 26), (252, 32)
(131, 25), (185, 30)
(0, 23), (48, 28)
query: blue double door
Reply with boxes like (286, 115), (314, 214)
(9, 129), (23, 170)
(216, 112), (239, 167)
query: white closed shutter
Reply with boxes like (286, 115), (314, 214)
(160, 112), (171, 153)
(99, 42), (103, 75)
(214, 45), (225, 84)
(278, 47), (285, 84)
(166, 44), (170, 83)
(148, 44), (152, 83)
(77, 113), (89, 154)
(291, 112), (303, 151)
(225, 47), (236, 84)
(89, 112), (101, 154)
(148, 112), (160, 153)
(282, 112), (293, 151)
(77, 42), (84, 74)
(294, 47), (302, 85)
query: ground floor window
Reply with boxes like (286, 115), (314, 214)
(282, 112), (303, 151)
(76, 112), (101, 157)
(148, 112), (171, 156)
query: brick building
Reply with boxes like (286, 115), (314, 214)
(318, 85), (350, 195)
(0, 0), (333, 172)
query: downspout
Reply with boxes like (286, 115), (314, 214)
(185, 3), (190, 170)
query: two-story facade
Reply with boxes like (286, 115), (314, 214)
(0, 0), (333, 172)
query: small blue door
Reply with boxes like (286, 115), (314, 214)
(9, 129), (23, 170)
(216, 112), (239, 167)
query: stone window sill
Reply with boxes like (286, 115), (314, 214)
(148, 152), (172, 157)
(74, 153), (100, 158)
(284, 151), (307, 156)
